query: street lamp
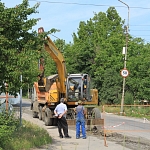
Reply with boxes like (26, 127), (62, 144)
(118, 0), (130, 115)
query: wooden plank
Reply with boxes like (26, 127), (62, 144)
(67, 119), (104, 126)
(86, 119), (104, 126)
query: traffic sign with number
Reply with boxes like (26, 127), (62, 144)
(120, 68), (129, 78)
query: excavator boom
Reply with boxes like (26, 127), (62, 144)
(38, 27), (67, 95)
(44, 36), (67, 94)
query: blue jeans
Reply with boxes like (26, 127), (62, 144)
(76, 119), (86, 138)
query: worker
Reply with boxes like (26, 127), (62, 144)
(54, 98), (71, 138)
(75, 100), (86, 139)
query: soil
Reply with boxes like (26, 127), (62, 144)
(86, 127), (150, 150)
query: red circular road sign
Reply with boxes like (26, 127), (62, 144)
(120, 68), (129, 78)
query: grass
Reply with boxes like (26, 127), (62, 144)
(3, 120), (52, 150)
(100, 105), (150, 119)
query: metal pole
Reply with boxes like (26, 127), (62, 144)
(20, 75), (22, 126)
(4, 83), (9, 112)
(28, 84), (29, 99)
(6, 91), (8, 112)
(118, 0), (130, 114)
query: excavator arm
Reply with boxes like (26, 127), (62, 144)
(38, 27), (67, 96)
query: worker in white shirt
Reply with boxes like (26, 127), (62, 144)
(54, 98), (71, 138)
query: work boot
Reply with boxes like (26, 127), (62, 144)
(59, 135), (63, 138)
(65, 135), (71, 138)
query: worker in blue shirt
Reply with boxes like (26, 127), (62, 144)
(54, 98), (71, 138)
(75, 100), (86, 139)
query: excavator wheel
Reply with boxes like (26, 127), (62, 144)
(92, 108), (101, 119)
(45, 108), (53, 126)
(38, 106), (43, 120)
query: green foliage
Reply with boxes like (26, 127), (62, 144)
(0, 112), (19, 149)
(0, 0), (41, 94)
(4, 120), (52, 150)
(125, 106), (150, 119)
(99, 68), (122, 104)
(0, 0), (59, 95)
(101, 105), (150, 119)
(127, 38), (150, 101)
(124, 91), (134, 105)
(0, 118), (51, 150)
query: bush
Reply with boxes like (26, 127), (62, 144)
(0, 112), (19, 149)
(0, 112), (51, 150)
(124, 92), (134, 105)
(4, 120), (52, 150)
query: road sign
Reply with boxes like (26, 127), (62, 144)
(120, 68), (129, 78)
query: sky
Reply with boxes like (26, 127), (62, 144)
(2, 0), (150, 43)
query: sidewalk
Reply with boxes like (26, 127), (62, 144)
(47, 126), (132, 150)
(23, 113), (132, 150)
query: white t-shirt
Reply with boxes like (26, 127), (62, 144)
(54, 102), (67, 117)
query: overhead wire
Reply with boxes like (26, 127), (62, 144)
(28, 0), (150, 9)
(28, 0), (150, 41)
(28, 0), (150, 26)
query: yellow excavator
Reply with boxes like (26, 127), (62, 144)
(31, 27), (102, 126)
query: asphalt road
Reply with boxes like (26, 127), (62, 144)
(103, 113), (150, 140)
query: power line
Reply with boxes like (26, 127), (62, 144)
(27, 0), (150, 42)
(28, 1), (150, 27)
(29, 0), (114, 7)
(28, 0), (150, 9)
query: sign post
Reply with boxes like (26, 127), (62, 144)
(120, 68), (129, 115)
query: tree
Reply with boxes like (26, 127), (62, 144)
(127, 38), (150, 101)
(71, 7), (126, 103)
(0, 0), (49, 95)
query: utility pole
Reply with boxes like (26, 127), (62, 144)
(118, 0), (130, 115)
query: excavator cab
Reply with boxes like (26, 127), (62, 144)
(66, 74), (92, 102)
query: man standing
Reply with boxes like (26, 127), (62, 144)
(75, 100), (86, 139)
(54, 98), (71, 138)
